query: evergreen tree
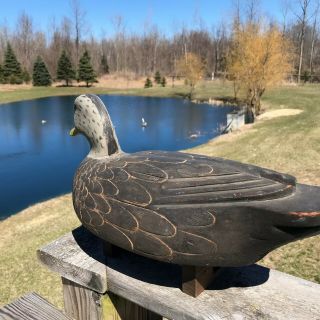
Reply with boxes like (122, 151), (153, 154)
(154, 71), (161, 84)
(78, 50), (97, 87)
(144, 77), (153, 88)
(3, 43), (23, 84)
(100, 53), (109, 75)
(57, 50), (76, 86)
(160, 77), (166, 87)
(22, 68), (31, 84)
(32, 56), (52, 86)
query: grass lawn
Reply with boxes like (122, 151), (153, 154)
(0, 82), (319, 308)
(0, 80), (229, 104)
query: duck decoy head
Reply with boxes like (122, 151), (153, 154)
(70, 94), (121, 158)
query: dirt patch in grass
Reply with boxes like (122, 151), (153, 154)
(206, 108), (304, 144)
(258, 108), (303, 120)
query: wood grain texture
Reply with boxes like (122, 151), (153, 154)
(72, 148), (320, 267)
(102, 293), (161, 320)
(37, 228), (107, 293)
(39, 228), (320, 320)
(62, 277), (103, 320)
(182, 266), (215, 297)
(0, 292), (71, 320)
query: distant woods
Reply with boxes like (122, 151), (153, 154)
(0, 1), (320, 86)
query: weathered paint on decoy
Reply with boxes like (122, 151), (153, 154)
(70, 94), (320, 267)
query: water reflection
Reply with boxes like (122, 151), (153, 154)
(0, 95), (235, 218)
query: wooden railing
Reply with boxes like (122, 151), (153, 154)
(37, 226), (320, 320)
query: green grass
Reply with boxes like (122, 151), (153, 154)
(0, 81), (230, 105)
(0, 196), (79, 308)
(0, 81), (319, 308)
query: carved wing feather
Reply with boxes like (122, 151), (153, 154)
(74, 151), (295, 261)
(118, 151), (295, 206)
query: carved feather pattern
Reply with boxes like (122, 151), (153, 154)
(73, 151), (295, 264)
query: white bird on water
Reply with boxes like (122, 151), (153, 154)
(141, 117), (147, 127)
(41, 120), (47, 124)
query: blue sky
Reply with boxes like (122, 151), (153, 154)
(0, 0), (287, 38)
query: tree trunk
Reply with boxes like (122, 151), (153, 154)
(298, 31), (305, 84)
(188, 84), (195, 100)
(297, 0), (310, 84)
(309, 5), (318, 77)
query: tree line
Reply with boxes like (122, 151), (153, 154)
(0, 1), (319, 83)
(0, 42), (97, 86)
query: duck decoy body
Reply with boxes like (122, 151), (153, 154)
(71, 94), (320, 267)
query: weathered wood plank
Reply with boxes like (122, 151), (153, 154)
(62, 277), (103, 320)
(38, 227), (320, 320)
(0, 292), (71, 320)
(37, 228), (107, 293)
(102, 293), (162, 320)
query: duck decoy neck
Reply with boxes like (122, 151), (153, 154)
(74, 94), (121, 159)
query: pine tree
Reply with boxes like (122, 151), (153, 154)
(3, 43), (23, 84)
(100, 53), (109, 75)
(57, 50), (76, 86)
(160, 77), (166, 87)
(78, 50), (97, 87)
(144, 77), (153, 88)
(154, 71), (161, 84)
(32, 56), (52, 86)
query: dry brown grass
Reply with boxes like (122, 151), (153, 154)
(0, 74), (185, 92)
(95, 74), (145, 89)
(0, 83), (32, 92)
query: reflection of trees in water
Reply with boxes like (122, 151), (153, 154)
(28, 103), (44, 149)
(54, 96), (75, 131)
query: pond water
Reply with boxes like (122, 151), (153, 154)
(0, 95), (235, 219)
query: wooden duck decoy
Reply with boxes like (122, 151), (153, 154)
(70, 94), (320, 295)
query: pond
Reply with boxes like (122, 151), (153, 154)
(0, 95), (236, 219)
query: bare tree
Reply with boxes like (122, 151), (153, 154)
(246, 0), (261, 24)
(231, 0), (242, 30)
(111, 15), (126, 73)
(280, 0), (291, 35)
(70, 0), (86, 63)
(15, 13), (34, 71)
(294, 0), (312, 83)
(309, 0), (320, 75)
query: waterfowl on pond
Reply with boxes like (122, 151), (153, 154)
(70, 94), (320, 267)
(141, 117), (147, 127)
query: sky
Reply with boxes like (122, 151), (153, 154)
(0, 0), (287, 38)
